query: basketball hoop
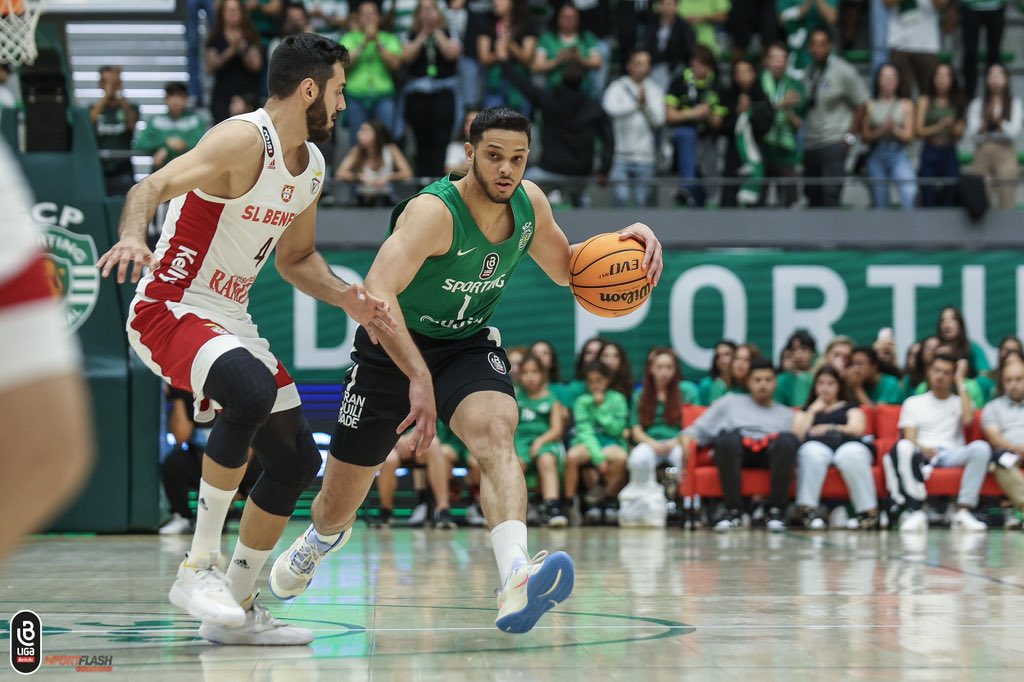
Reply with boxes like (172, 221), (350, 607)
(0, 0), (46, 67)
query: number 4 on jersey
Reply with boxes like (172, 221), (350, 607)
(254, 237), (273, 265)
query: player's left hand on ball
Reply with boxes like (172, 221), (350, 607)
(341, 283), (397, 343)
(618, 223), (663, 286)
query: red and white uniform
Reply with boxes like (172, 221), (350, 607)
(0, 139), (80, 391)
(127, 109), (325, 419)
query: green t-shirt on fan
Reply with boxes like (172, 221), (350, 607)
(389, 174), (537, 340)
(631, 388), (684, 441)
(517, 391), (560, 442)
(340, 31), (402, 99)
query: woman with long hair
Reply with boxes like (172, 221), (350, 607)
(936, 305), (990, 375)
(599, 341), (635, 400)
(335, 119), (413, 206)
(205, 0), (264, 124)
(477, 0), (537, 118)
(862, 64), (917, 209)
(966, 63), (1023, 209)
(625, 348), (684, 491)
(698, 339), (736, 405)
(793, 366), (878, 529)
(916, 63), (966, 207)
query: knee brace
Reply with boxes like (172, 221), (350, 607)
(249, 416), (323, 517)
(203, 348), (277, 468)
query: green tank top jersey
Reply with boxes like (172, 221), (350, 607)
(388, 175), (537, 340)
(517, 392), (559, 441)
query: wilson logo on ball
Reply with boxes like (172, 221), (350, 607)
(599, 282), (651, 304)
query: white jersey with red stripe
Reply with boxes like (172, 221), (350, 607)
(0, 137), (40, 285)
(134, 109), (325, 320)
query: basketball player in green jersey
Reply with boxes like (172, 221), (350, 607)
(271, 106), (664, 634)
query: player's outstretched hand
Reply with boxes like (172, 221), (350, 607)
(341, 283), (398, 344)
(96, 237), (156, 284)
(398, 376), (437, 456)
(618, 223), (663, 286)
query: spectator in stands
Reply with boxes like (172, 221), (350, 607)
(617, 0), (657, 74)
(533, 4), (603, 95)
(727, 342), (760, 394)
(916, 63), (966, 207)
(308, 1), (350, 34)
(847, 345), (904, 405)
(679, 0), (730, 57)
(778, 0), (838, 73)
(982, 352), (1024, 527)
(815, 336), (853, 375)
(503, 61), (614, 207)
(862, 63), (917, 210)
(625, 348), (686, 493)
(556, 337), (607, 408)
(206, 0), (264, 124)
(335, 119), (414, 206)
(802, 28), (869, 208)
(991, 336), (1024, 391)
(90, 66), (139, 197)
(185, 0), (215, 106)
(665, 44), (725, 207)
(775, 330), (817, 407)
(444, 106), (477, 174)
(228, 93), (259, 117)
(402, 0), (462, 178)
(367, 430), (431, 528)
(886, 0), (945, 99)
(247, 0), (283, 48)
(640, 0), (695, 91)
(341, 2), (403, 145)
(429, 422), (485, 528)
(556, 0), (614, 93)
(382, 0), (429, 34)
(136, 82), (209, 172)
(515, 354), (567, 527)
(530, 339), (562, 383)
(884, 352), (991, 532)
(720, 58), (772, 207)
(457, 0), (496, 108)
(871, 328), (901, 377)
(698, 339), (736, 405)
(905, 335), (939, 396)
(603, 49), (666, 208)
(564, 361), (630, 525)
(965, 63), (1022, 210)
(682, 357), (799, 531)
(507, 344), (528, 385)
(477, 0), (538, 118)
(936, 305), (990, 375)
(599, 341), (636, 400)
(727, 0), (777, 62)
(794, 365), (879, 529)
(759, 42), (806, 208)
(961, 0), (1008, 99)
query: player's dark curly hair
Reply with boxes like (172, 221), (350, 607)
(469, 106), (532, 146)
(268, 33), (350, 99)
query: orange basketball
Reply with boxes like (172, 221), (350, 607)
(569, 232), (652, 317)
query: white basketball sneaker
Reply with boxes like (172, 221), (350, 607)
(899, 510), (929, 533)
(495, 550), (574, 634)
(199, 593), (314, 645)
(952, 508), (988, 531)
(269, 524), (351, 599)
(168, 551), (246, 628)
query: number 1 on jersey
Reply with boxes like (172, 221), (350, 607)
(457, 294), (471, 320)
(254, 237), (273, 265)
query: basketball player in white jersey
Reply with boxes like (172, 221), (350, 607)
(0, 137), (93, 566)
(96, 33), (396, 645)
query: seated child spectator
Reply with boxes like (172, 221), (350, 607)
(515, 354), (567, 527)
(847, 345), (904, 405)
(430, 422), (484, 528)
(366, 429), (431, 528)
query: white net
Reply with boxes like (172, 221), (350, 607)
(0, 0), (45, 66)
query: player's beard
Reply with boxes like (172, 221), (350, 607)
(471, 157), (516, 205)
(305, 89), (332, 143)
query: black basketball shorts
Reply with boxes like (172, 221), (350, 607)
(330, 325), (515, 467)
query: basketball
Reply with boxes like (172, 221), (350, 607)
(569, 232), (652, 317)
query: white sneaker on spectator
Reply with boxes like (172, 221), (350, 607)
(829, 506), (849, 528)
(159, 513), (193, 535)
(714, 511), (742, 532)
(407, 502), (430, 527)
(951, 508), (988, 531)
(465, 502), (486, 527)
(1004, 509), (1022, 530)
(766, 507), (786, 533)
(899, 510), (929, 533)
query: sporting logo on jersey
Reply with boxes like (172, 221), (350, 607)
(487, 352), (507, 375)
(281, 185), (295, 203)
(480, 252), (500, 280)
(261, 126), (275, 158)
(39, 224), (100, 334)
(518, 221), (533, 251)
(311, 177), (321, 195)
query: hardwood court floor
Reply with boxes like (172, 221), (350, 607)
(2, 524), (1024, 680)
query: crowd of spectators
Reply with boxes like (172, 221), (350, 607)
(82, 0), (1024, 208)
(351, 303), (1024, 533)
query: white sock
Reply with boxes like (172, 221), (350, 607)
(226, 541), (272, 605)
(314, 527), (341, 545)
(490, 519), (529, 585)
(189, 479), (237, 560)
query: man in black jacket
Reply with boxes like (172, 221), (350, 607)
(500, 59), (614, 207)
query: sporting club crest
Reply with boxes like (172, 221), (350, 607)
(282, 185), (295, 202)
(518, 221), (533, 251)
(40, 225), (99, 334)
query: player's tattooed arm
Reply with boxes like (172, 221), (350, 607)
(361, 195), (453, 454)
(276, 204), (397, 343)
(97, 122), (264, 283)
